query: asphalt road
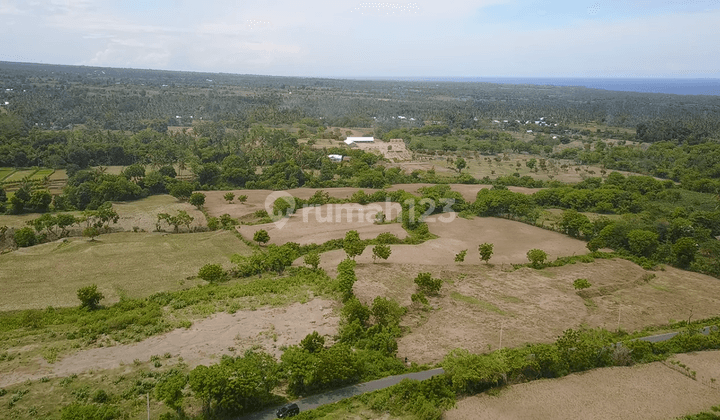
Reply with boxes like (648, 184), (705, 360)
(239, 325), (717, 419)
(239, 368), (445, 420)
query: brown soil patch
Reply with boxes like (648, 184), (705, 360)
(239, 203), (407, 246)
(0, 299), (339, 388)
(344, 258), (720, 365)
(445, 359), (720, 420)
(670, 350), (720, 389)
(315, 215), (589, 272)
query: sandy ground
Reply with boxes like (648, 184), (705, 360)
(313, 214), (589, 271)
(445, 354), (720, 420)
(0, 299), (339, 388)
(238, 203), (406, 246)
(341, 256), (720, 365)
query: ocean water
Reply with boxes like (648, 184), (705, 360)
(391, 77), (720, 96)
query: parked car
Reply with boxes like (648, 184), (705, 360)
(276, 402), (300, 418)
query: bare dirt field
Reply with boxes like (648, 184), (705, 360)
(0, 230), (246, 311)
(0, 299), (339, 388)
(445, 357), (720, 420)
(670, 350), (720, 390)
(239, 203), (407, 246)
(314, 214), (589, 272)
(342, 257), (720, 365)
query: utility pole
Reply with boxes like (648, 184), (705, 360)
(147, 393), (150, 420)
(499, 322), (504, 349)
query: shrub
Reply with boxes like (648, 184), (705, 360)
(573, 278), (592, 290)
(223, 192), (235, 203)
(478, 243), (494, 264)
(527, 249), (548, 268)
(372, 244), (392, 263)
(77, 284), (104, 310)
(414, 272), (442, 296)
(189, 192), (206, 209)
(253, 229), (270, 245)
(303, 252), (320, 270)
(454, 249), (467, 263)
(198, 264), (226, 283)
(14, 227), (37, 247)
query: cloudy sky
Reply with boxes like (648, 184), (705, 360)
(1, 0), (719, 78)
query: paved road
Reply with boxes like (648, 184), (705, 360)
(239, 368), (445, 420)
(239, 325), (717, 419)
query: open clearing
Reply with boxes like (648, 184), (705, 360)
(345, 257), (720, 364)
(0, 194), (205, 232)
(239, 203), (406, 246)
(201, 184), (540, 221)
(313, 214), (589, 271)
(445, 351), (720, 420)
(0, 299), (339, 388)
(0, 230), (247, 311)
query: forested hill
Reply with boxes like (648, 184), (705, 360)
(2, 61), (720, 132)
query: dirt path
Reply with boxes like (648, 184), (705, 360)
(0, 299), (339, 388)
(445, 352), (720, 420)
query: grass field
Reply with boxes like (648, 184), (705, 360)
(0, 168), (15, 181)
(31, 168), (55, 179)
(2, 169), (36, 183)
(0, 230), (249, 311)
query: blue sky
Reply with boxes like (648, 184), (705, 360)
(1, 0), (719, 78)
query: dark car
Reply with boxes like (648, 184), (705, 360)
(276, 402), (300, 418)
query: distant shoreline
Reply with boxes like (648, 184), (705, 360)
(360, 77), (720, 96)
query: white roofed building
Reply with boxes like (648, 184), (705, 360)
(344, 137), (375, 145)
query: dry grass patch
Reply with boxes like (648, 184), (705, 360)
(0, 230), (247, 311)
(346, 258), (720, 365)
(445, 359), (720, 420)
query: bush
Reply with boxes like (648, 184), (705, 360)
(77, 284), (104, 310)
(14, 227), (37, 247)
(60, 403), (120, 420)
(527, 249), (548, 268)
(198, 264), (226, 283)
(454, 249), (467, 263)
(573, 278), (592, 289)
(253, 229), (270, 245)
(414, 272), (442, 296)
(189, 192), (206, 209)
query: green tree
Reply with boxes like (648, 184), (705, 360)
(155, 371), (187, 415)
(455, 249), (468, 262)
(478, 242), (494, 264)
(300, 331), (326, 354)
(370, 296), (406, 328)
(414, 272), (442, 296)
(189, 351), (279, 415)
(14, 227), (37, 247)
(237, 194), (248, 204)
(558, 209), (592, 239)
(372, 244), (392, 263)
(627, 229), (659, 257)
(83, 226), (100, 241)
(189, 192), (206, 209)
(304, 252), (320, 270)
(527, 248), (548, 268)
(337, 258), (357, 301)
(56, 213), (78, 236)
(455, 157), (467, 173)
(224, 192), (235, 203)
(123, 164), (146, 182)
(77, 284), (104, 310)
(343, 230), (365, 260)
(169, 181), (195, 201)
(198, 264), (226, 282)
(526, 158), (537, 169)
(253, 229), (270, 246)
(673, 237), (698, 268)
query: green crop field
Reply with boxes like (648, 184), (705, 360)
(31, 168), (55, 179)
(0, 230), (251, 311)
(2, 169), (37, 183)
(0, 168), (16, 182)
